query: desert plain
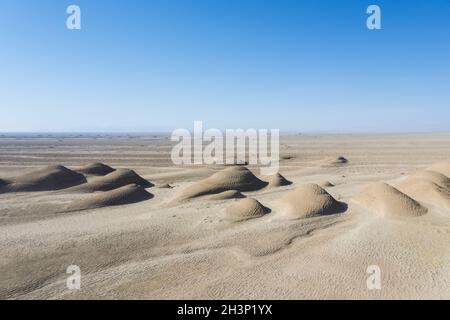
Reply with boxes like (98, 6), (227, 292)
(1, 132), (450, 299)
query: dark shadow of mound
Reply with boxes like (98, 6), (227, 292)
(325, 201), (348, 216)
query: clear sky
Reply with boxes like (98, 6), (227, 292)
(0, 0), (449, 133)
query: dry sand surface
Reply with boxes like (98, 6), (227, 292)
(1, 133), (450, 299)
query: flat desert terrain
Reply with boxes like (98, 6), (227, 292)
(1, 133), (450, 299)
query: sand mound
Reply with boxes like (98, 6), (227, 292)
(318, 181), (335, 188)
(178, 166), (267, 200)
(409, 170), (450, 189)
(225, 198), (269, 221)
(326, 156), (348, 166)
(67, 184), (153, 211)
(398, 180), (450, 209)
(427, 161), (450, 178)
(76, 163), (115, 176)
(353, 182), (427, 218)
(396, 176), (450, 209)
(0, 165), (86, 192)
(68, 169), (152, 192)
(276, 183), (346, 219)
(207, 190), (246, 200)
(266, 173), (292, 188)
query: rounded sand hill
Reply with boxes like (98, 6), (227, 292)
(266, 173), (292, 188)
(69, 169), (151, 192)
(396, 171), (450, 209)
(178, 166), (267, 200)
(76, 163), (115, 176)
(427, 161), (450, 177)
(353, 182), (427, 218)
(67, 184), (153, 211)
(276, 183), (346, 219)
(318, 181), (335, 188)
(225, 198), (269, 221)
(0, 165), (86, 192)
(411, 170), (450, 189)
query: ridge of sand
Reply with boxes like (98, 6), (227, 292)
(266, 173), (292, 188)
(76, 163), (116, 176)
(426, 161), (450, 178)
(353, 182), (427, 218)
(178, 166), (267, 200)
(395, 171), (450, 209)
(0, 165), (86, 192)
(225, 198), (270, 221)
(275, 183), (346, 219)
(397, 180), (450, 209)
(318, 181), (335, 188)
(207, 190), (246, 200)
(66, 184), (153, 211)
(68, 169), (152, 192)
(411, 170), (450, 189)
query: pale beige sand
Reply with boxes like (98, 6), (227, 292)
(266, 172), (292, 188)
(353, 182), (428, 218)
(177, 166), (267, 200)
(66, 184), (153, 212)
(274, 183), (345, 219)
(225, 198), (269, 221)
(1, 133), (450, 299)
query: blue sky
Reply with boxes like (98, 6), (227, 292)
(0, 0), (449, 132)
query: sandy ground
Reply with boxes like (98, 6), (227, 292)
(1, 133), (450, 299)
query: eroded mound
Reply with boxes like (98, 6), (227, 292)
(207, 190), (246, 200)
(178, 166), (267, 200)
(225, 198), (269, 221)
(396, 176), (450, 209)
(76, 163), (115, 176)
(276, 183), (346, 219)
(318, 181), (335, 188)
(427, 161), (450, 178)
(267, 173), (292, 188)
(326, 156), (348, 166)
(68, 169), (152, 192)
(0, 165), (86, 192)
(410, 170), (450, 189)
(353, 182), (427, 218)
(67, 184), (153, 211)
